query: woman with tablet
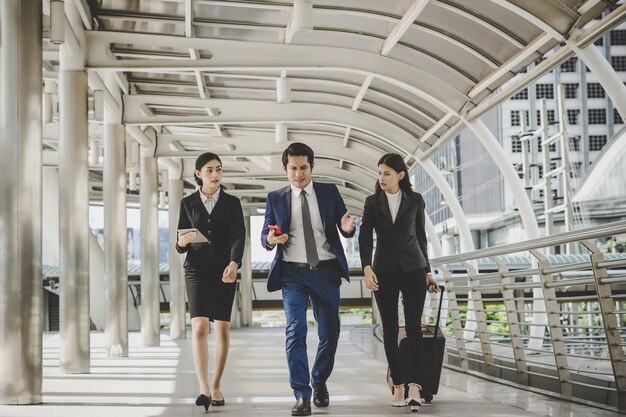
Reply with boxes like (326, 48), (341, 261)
(175, 152), (246, 412)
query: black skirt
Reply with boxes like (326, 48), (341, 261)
(184, 266), (236, 321)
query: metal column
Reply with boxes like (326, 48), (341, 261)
(59, 66), (90, 372)
(103, 116), (128, 356)
(140, 133), (160, 346)
(168, 167), (186, 339)
(580, 240), (626, 411)
(569, 32), (626, 124)
(465, 118), (547, 351)
(240, 216), (253, 327)
(418, 159), (477, 338)
(0, 0), (43, 404)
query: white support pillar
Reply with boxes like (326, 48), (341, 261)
(103, 107), (128, 356)
(463, 118), (547, 350)
(58, 4), (91, 371)
(418, 160), (474, 252)
(240, 216), (253, 327)
(417, 160), (476, 338)
(0, 0), (43, 403)
(569, 30), (626, 123)
(168, 163), (186, 339)
(424, 216), (448, 330)
(140, 128), (160, 346)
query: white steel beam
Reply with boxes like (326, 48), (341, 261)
(380, 0), (430, 56)
(85, 31), (463, 113)
(123, 96), (421, 155)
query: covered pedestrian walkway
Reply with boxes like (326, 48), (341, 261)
(2, 0), (626, 415)
(0, 327), (619, 417)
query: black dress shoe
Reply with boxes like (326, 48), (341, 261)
(291, 397), (311, 416)
(313, 383), (329, 407)
(195, 394), (211, 412)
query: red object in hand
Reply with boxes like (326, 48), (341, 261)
(268, 225), (283, 235)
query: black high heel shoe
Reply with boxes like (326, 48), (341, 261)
(211, 391), (225, 406)
(195, 394), (211, 412)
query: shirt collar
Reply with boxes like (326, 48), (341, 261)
(199, 187), (220, 203)
(291, 181), (314, 197)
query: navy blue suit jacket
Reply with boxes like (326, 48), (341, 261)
(261, 182), (355, 292)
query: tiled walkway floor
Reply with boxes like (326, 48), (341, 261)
(0, 326), (621, 417)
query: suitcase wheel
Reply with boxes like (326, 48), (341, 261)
(421, 392), (433, 403)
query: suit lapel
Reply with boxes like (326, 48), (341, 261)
(210, 188), (226, 215)
(312, 182), (326, 228)
(395, 190), (411, 221)
(377, 191), (393, 223)
(190, 190), (209, 223)
(282, 185), (292, 230)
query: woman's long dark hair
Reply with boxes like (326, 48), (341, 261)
(375, 153), (412, 193)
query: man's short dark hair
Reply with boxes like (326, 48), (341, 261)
(281, 142), (314, 167)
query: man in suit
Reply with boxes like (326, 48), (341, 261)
(261, 142), (356, 416)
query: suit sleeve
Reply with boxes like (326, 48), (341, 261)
(358, 198), (375, 269)
(415, 193), (431, 273)
(229, 197), (246, 268)
(333, 185), (355, 238)
(175, 199), (191, 254)
(261, 193), (277, 250)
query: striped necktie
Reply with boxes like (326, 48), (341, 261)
(300, 191), (319, 268)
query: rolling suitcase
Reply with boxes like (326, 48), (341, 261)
(387, 285), (446, 403)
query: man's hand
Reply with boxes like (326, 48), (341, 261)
(222, 261), (238, 283)
(340, 211), (355, 233)
(266, 228), (289, 246)
(364, 266), (379, 291)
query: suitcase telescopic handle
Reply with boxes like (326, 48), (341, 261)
(433, 285), (445, 339)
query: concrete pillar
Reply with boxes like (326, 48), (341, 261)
(0, 0), (43, 403)
(240, 216), (253, 327)
(168, 166), (186, 339)
(103, 115), (128, 356)
(140, 131), (160, 346)
(42, 167), (60, 267)
(58, 68), (90, 373)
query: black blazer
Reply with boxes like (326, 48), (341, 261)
(358, 190), (431, 274)
(176, 189), (246, 277)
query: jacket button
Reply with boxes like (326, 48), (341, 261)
(207, 240), (212, 246)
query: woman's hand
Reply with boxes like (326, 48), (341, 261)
(177, 230), (198, 248)
(364, 266), (379, 291)
(426, 272), (439, 293)
(266, 228), (289, 246)
(222, 261), (238, 283)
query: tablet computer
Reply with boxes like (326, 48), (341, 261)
(177, 228), (208, 243)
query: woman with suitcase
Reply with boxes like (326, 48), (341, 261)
(358, 153), (439, 412)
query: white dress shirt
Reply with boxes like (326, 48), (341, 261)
(199, 187), (220, 215)
(282, 181), (335, 263)
(385, 189), (402, 223)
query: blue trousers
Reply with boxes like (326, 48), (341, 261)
(281, 263), (341, 399)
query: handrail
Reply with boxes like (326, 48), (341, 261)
(429, 218), (626, 412)
(431, 219), (626, 265)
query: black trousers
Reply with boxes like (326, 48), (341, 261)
(374, 268), (427, 385)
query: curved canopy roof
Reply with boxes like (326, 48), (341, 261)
(43, 0), (618, 214)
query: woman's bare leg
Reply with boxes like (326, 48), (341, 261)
(210, 320), (230, 399)
(191, 317), (210, 396)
